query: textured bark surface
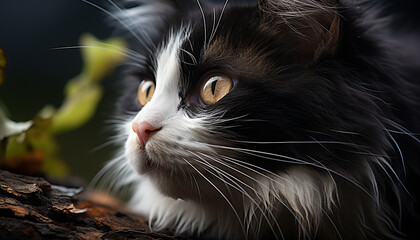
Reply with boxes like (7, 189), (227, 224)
(0, 170), (187, 240)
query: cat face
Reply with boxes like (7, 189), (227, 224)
(108, 0), (418, 239)
(121, 0), (369, 199)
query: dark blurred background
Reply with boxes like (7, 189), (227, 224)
(0, 0), (419, 183)
(0, 0), (116, 182)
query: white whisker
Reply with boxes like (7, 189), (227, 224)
(180, 48), (198, 65)
(376, 157), (410, 196)
(51, 45), (137, 62)
(190, 152), (283, 240)
(196, 152), (323, 235)
(191, 173), (203, 203)
(106, 0), (157, 51)
(385, 119), (420, 144)
(181, 157), (247, 237)
(234, 139), (363, 147)
(386, 130), (406, 176)
(195, 0), (207, 49)
(208, 0), (229, 44)
(90, 136), (126, 153)
(80, 0), (154, 56)
(321, 209), (343, 240)
(201, 143), (376, 201)
(94, 40), (146, 61)
(88, 153), (126, 191)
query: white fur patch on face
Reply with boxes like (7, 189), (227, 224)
(132, 30), (184, 128)
(125, 27), (216, 179)
(126, 29), (185, 173)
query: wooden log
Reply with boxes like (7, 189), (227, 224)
(0, 170), (189, 240)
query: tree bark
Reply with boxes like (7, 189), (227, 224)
(0, 170), (189, 240)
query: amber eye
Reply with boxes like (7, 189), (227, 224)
(138, 79), (155, 106)
(200, 74), (234, 105)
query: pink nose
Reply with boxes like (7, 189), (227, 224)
(132, 122), (161, 147)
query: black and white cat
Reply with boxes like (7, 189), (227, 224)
(96, 0), (420, 239)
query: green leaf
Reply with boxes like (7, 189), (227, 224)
(53, 33), (126, 134)
(50, 84), (103, 134)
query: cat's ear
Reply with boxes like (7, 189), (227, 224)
(258, 0), (340, 61)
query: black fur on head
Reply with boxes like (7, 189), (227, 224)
(108, 0), (420, 239)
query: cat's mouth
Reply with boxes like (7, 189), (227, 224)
(142, 154), (153, 171)
(133, 146), (159, 174)
(126, 123), (220, 177)
(140, 153), (174, 174)
(134, 140), (184, 175)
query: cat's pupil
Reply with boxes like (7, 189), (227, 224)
(146, 86), (151, 98)
(211, 81), (217, 95)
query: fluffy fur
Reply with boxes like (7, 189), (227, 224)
(93, 0), (420, 239)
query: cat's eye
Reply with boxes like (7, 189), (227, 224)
(138, 79), (155, 106)
(200, 74), (234, 105)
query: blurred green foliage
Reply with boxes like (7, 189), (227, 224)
(0, 34), (126, 177)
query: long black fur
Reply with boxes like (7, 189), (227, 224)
(114, 0), (420, 239)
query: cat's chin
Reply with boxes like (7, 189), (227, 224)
(133, 160), (206, 200)
(130, 157), (203, 200)
(126, 149), (162, 176)
(125, 135), (192, 197)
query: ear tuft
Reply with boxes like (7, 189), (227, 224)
(313, 9), (340, 60)
(258, 0), (341, 61)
